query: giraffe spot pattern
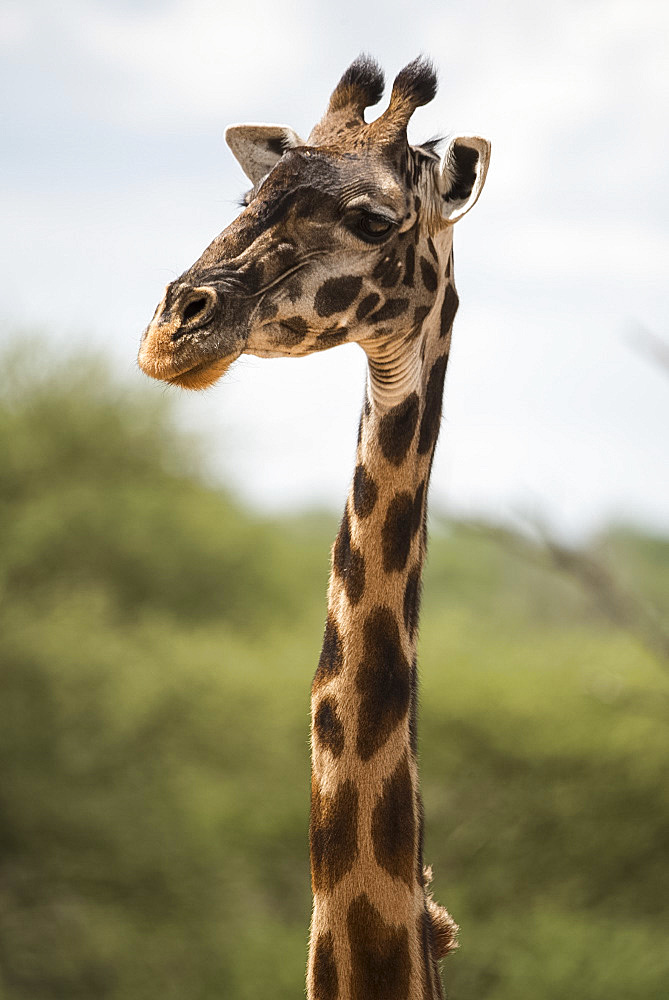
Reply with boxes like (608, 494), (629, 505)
(371, 752), (416, 886)
(439, 283), (459, 339)
(378, 392), (419, 466)
(282, 273), (303, 303)
(310, 777), (359, 893)
(408, 305), (431, 341)
(353, 463), (378, 519)
(314, 275), (363, 317)
(417, 356), (448, 456)
(312, 932), (338, 1000)
(420, 257), (438, 293)
(367, 297), (409, 324)
(356, 606), (411, 760)
(403, 244), (415, 287)
(347, 894), (411, 1000)
(333, 509), (365, 605)
(356, 293), (380, 320)
(313, 614), (343, 689)
(427, 236), (438, 261)
(278, 315), (309, 345)
(372, 253), (402, 288)
(382, 492), (414, 573)
(316, 327), (349, 349)
(403, 565), (422, 642)
(314, 696), (345, 757)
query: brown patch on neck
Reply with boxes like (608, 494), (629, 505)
(310, 777), (359, 893)
(371, 752), (416, 886)
(347, 894), (411, 1000)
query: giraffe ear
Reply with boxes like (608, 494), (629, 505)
(225, 123), (306, 185)
(438, 135), (491, 224)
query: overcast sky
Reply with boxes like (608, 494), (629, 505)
(2, 0), (668, 538)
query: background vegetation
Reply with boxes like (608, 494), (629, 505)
(1, 341), (667, 999)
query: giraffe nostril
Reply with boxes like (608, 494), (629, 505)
(172, 288), (218, 340)
(182, 296), (210, 323)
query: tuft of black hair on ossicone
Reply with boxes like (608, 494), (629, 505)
(391, 56), (438, 109)
(330, 54), (385, 112)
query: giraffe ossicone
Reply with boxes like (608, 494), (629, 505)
(139, 54), (490, 1000)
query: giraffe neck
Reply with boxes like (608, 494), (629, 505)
(307, 249), (458, 1000)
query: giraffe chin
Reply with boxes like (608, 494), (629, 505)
(168, 357), (233, 390)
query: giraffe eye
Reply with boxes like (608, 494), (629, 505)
(355, 213), (395, 243)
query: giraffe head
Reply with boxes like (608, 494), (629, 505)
(138, 56), (490, 390)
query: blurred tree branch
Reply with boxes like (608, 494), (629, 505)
(537, 530), (669, 667)
(508, 327), (669, 669)
(475, 519), (669, 670)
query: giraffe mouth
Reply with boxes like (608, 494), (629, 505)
(167, 356), (234, 390)
(139, 312), (242, 390)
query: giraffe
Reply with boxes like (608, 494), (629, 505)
(138, 55), (490, 1000)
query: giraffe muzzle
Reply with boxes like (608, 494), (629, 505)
(138, 284), (242, 389)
